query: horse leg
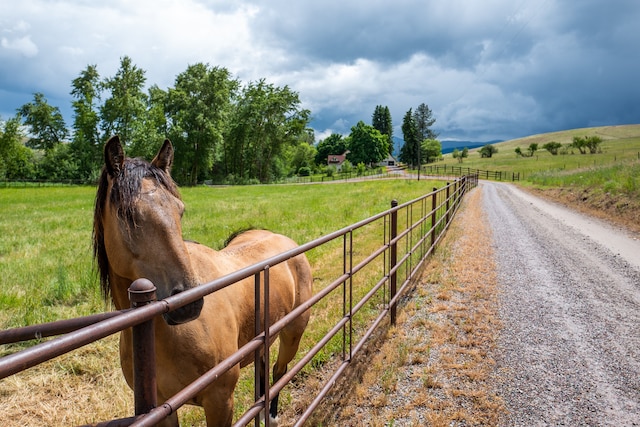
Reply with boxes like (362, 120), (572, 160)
(154, 410), (179, 427)
(268, 327), (305, 423)
(202, 367), (239, 427)
(258, 356), (269, 423)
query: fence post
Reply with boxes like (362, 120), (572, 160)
(129, 279), (158, 416)
(390, 200), (398, 326)
(430, 188), (437, 248)
(445, 183), (451, 225)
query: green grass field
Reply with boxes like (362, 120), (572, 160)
(0, 177), (446, 425)
(0, 178), (442, 332)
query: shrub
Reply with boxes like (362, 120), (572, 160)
(479, 144), (498, 158)
(543, 141), (563, 155)
(571, 136), (602, 154)
(341, 160), (353, 174)
(298, 166), (311, 176)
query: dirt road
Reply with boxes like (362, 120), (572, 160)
(483, 182), (640, 426)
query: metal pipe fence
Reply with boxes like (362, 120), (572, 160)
(422, 164), (520, 181)
(0, 174), (478, 426)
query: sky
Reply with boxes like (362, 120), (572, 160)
(1, 0), (639, 142)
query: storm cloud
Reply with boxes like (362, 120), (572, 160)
(1, 0), (638, 141)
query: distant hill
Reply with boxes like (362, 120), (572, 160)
(391, 136), (501, 156)
(440, 140), (501, 154)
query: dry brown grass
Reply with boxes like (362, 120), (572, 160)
(304, 187), (506, 426)
(0, 336), (133, 426)
(529, 186), (640, 236)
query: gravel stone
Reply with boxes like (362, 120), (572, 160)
(483, 181), (640, 426)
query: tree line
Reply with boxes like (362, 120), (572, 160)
(1, 55), (439, 184)
(1, 57), (312, 185)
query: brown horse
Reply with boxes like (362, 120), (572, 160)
(93, 136), (312, 426)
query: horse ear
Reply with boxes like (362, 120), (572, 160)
(152, 139), (174, 173)
(104, 136), (124, 177)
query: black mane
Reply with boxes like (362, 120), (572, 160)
(93, 156), (181, 299)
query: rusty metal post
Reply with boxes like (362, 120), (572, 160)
(254, 271), (262, 426)
(431, 188), (437, 248)
(263, 267), (271, 427)
(390, 200), (398, 325)
(445, 183), (451, 225)
(129, 279), (158, 416)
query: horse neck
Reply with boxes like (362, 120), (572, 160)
(108, 269), (135, 310)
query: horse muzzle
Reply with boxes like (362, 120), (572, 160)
(164, 296), (204, 325)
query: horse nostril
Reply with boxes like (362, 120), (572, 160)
(170, 287), (184, 296)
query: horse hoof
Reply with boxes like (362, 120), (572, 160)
(259, 410), (279, 427)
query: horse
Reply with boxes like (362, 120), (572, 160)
(93, 135), (312, 426)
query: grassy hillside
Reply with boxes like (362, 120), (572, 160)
(436, 124), (640, 233)
(437, 124), (640, 175)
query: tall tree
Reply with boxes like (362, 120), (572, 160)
(347, 120), (389, 166)
(0, 116), (35, 179)
(69, 64), (101, 180)
(225, 79), (310, 183)
(17, 92), (68, 151)
(399, 109), (420, 167)
(128, 84), (169, 160)
(413, 103), (438, 142)
(167, 63), (237, 185)
(100, 56), (147, 147)
(372, 105), (393, 154)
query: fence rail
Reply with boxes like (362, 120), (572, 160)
(0, 174), (478, 426)
(422, 164), (520, 181)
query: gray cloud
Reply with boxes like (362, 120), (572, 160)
(1, 0), (638, 142)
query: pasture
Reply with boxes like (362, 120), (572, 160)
(437, 124), (640, 190)
(435, 124), (640, 231)
(0, 178), (443, 425)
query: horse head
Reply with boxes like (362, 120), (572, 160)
(94, 135), (204, 325)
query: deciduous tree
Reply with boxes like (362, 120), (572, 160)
(422, 139), (442, 163)
(452, 147), (468, 163)
(315, 133), (347, 166)
(225, 79), (310, 183)
(347, 120), (389, 166)
(479, 144), (498, 158)
(100, 56), (147, 148)
(0, 116), (35, 179)
(167, 63), (237, 185)
(69, 64), (101, 180)
(542, 141), (562, 155)
(572, 136), (602, 154)
(17, 92), (68, 151)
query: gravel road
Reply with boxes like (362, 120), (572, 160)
(483, 181), (640, 426)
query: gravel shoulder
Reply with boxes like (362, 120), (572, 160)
(484, 181), (640, 426)
(314, 181), (640, 426)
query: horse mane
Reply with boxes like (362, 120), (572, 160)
(93, 156), (181, 300)
(223, 227), (256, 248)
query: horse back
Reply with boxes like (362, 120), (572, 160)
(186, 229), (311, 320)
